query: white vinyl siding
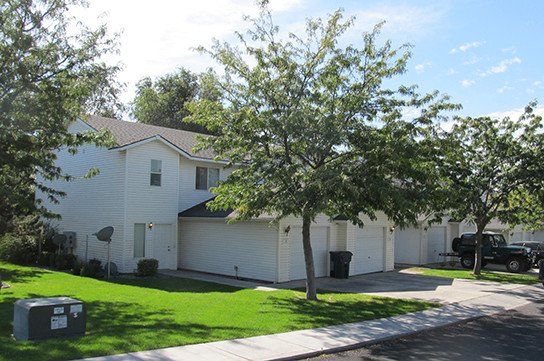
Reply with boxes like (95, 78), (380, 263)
(179, 220), (278, 282)
(124, 141), (179, 271)
(179, 159), (233, 212)
(35, 120), (126, 269)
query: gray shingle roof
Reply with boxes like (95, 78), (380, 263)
(82, 115), (217, 160)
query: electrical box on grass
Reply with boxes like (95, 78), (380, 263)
(13, 297), (86, 341)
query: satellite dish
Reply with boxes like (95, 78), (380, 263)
(93, 226), (114, 243)
(52, 234), (67, 246)
(92, 226), (114, 279)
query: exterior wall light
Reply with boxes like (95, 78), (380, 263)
(148, 222), (153, 230)
(390, 227), (395, 232)
(284, 225), (291, 235)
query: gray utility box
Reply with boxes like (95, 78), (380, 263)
(13, 297), (86, 341)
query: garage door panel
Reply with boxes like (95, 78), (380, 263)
(290, 227), (329, 280)
(355, 227), (384, 274)
(179, 221), (277, 282)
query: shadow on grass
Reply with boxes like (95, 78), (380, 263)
(106, 277), (242, 293)
(0, 296), (252, 361)
(264, 293), (438, 328)
(0, 267), (49, 284)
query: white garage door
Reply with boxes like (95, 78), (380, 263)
(179, 221), (278, 282)
(427, 227), (446, 264)
(290, 227), (329, 280)
(355, 227), (384, 274)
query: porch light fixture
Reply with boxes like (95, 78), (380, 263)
(148, 222), (153, 230)
(284, 225), (291, 235)
(390, 227), (395, 232)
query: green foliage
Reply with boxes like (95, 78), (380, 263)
(54, 253), (76, 270)
(188, 3), (458, 299)
(0, 233), (37, 264)
(437, 102), (544, 274)
(136, 258), (159, 277)
(130, 67), (222, 134)
(0, 262), (437, 361)
(80, 259), (103, 278)
(0, 0), (120, 234)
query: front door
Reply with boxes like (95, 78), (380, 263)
(153, 224), (174, 269)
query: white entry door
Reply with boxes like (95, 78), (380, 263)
(153, 224), (174, 269)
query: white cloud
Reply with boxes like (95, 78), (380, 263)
(526, 89), (535, 94)
(351, 4), (445, 38)
(461, 79), (475, 87)
(447, 68), (457, 75)
(480, 57), (521, 77)
(487, 106), (544, 121)
(534, 81), (542, 86)
(68, 0), (306, 104)
(497, 85), (514, 93)
(415, 62), (432, 74)
(450, 41), (485, 54)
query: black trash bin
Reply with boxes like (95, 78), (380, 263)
(330, 251), (353, 279)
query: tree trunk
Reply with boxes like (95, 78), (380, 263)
(302, 215), (318, 301)
(473, 225), (485, 276)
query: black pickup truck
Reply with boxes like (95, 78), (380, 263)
(451, 232), (532, 273)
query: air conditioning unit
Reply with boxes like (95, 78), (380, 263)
(64, 232), (77, 248)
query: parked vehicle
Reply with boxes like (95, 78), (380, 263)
(451, 232), (532, 273)
(510, 241), (544, 268)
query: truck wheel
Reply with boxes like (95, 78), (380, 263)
(452, 238), (461, 252)
(460, 254), (474, 269)
(506, 257), (523, 273)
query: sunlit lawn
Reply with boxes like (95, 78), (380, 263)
(0, 262), (439, 361)
(405, 267), (542, 285)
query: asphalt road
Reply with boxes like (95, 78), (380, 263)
(304, 300), (544, 361)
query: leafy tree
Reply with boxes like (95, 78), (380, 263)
(130, 68), (221, 134)
(437, 102), (544, 275)
(0, 0), (119, 235)
(188, 3), (457, 300)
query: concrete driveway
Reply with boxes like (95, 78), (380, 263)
(271, 269), (540, 305)
(161, 268), (542, 305)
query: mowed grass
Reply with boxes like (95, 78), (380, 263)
(405, 267), (542, 285)
(0, 262), (439, 361)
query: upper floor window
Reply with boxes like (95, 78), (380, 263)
(150, 159), (162, 186)
(196, 166), (219, 190)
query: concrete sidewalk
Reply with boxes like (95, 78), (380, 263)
(73, 271), (544, 361)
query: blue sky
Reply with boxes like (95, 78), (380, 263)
(72, 0), (544, 120)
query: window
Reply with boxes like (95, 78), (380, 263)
(196, 166), (219, 190)
(150, 159), (162, 186)
(134, 223), (145, 258)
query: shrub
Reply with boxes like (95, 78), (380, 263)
(72, 260), (84, 275)
(80, 258), (103, 278)
(137, 259), (158, 277)
(37, 252), (53, 267)
(0, 233), (37, 264)
(55, 253), (76, 270)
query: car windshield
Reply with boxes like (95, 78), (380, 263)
(491, 234), (507, 247)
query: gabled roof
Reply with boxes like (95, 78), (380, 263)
(81, 115), (218, 161)
(178, 197), (235, 218)
(178, 197), (275, 221)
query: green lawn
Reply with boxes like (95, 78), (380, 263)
(0, 262), (439, 361)
(405, 267), (542, 285)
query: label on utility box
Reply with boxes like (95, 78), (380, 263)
(51, 315), (68, 330)
(70, 304), (83, 313)
(53, 307), (64, 315)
